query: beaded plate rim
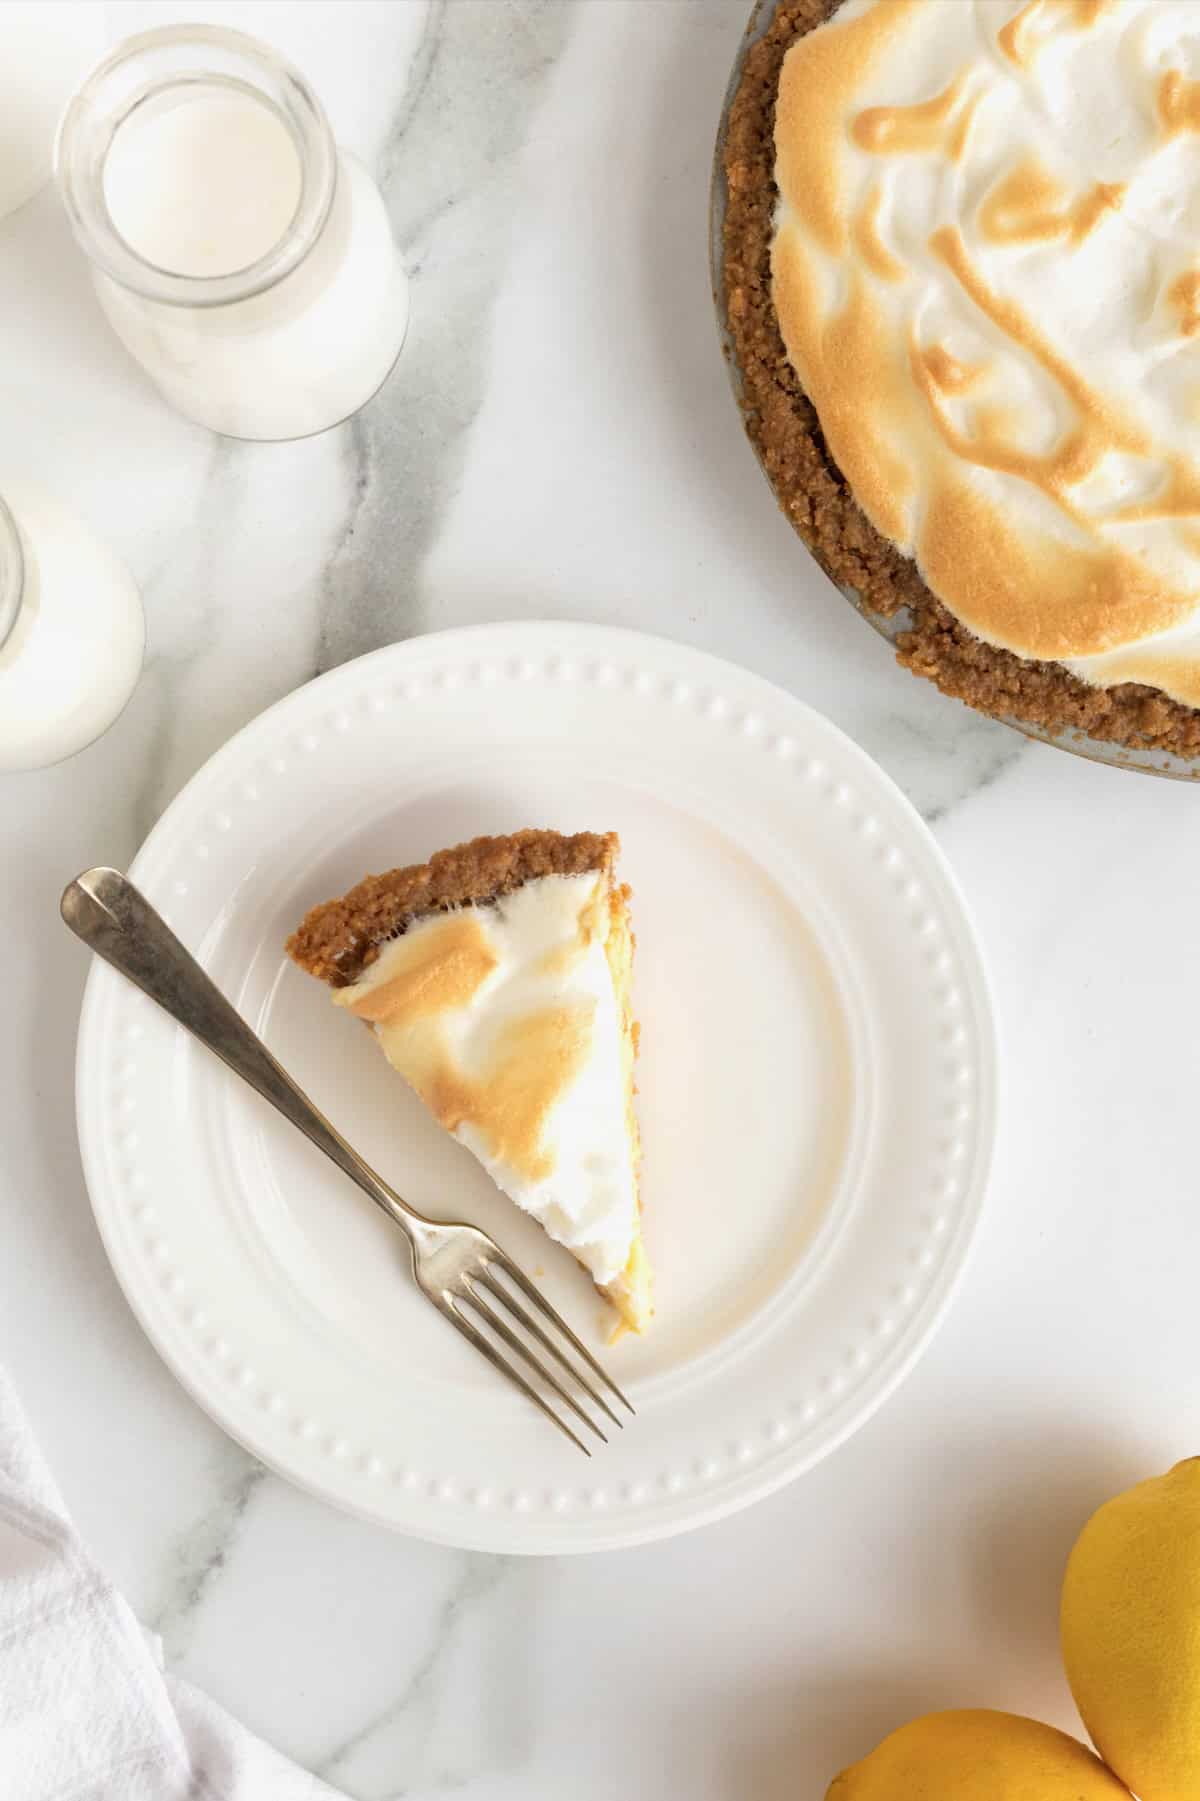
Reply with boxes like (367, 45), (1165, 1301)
(75, 622), (998, 1553)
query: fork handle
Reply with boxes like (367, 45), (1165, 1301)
(61, 867), (429, 1247)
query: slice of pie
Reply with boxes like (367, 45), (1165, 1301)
(286, 830), (652, 1334)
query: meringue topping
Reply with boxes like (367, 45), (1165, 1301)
(334, 873), (639, 1289)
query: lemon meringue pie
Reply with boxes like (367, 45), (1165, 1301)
(722, 0), (1200, 753)
(287, 831), (652, 1334)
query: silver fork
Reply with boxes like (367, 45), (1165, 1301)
(61, 867), (632, 1455)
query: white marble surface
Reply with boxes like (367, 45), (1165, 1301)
(2, 2), (1199, 1795)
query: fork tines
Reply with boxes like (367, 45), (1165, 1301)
(443, 1251), (634, 1455)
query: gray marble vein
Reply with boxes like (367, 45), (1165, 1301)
(150, 1440), (267, 1661)
(128, 437), (238, 844)
(922, 734), (1027, 828)
(858, 704), (1028, 828)
(314, 1552), (537, 1799)
(126, 424), (355, 832)
(316, 0), (578, 673)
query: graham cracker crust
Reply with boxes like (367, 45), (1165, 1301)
(287, 829), (618, 986)
(720, 0), (1200, 757)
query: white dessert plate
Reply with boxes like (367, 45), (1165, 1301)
(76, 622), (997, 1553)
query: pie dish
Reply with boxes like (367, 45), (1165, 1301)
(717, 0), (1200, 771)
(287, 829), (652, 1333)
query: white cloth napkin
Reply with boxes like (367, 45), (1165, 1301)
(0, 1366), (345, 1801)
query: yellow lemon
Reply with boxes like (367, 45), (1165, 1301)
(826, 1709), (1130, 1799)
(1062, 1457), (1200, 1801)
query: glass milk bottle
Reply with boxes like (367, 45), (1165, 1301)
(55, 25), (410, 442)
(0, 3), (103, 222)
(0, 484), (144, 772)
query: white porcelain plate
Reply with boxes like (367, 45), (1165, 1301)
(76, 623), (996, 1552)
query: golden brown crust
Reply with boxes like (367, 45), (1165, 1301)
(287, 830), (619, 987)
(721, 0), (1200, 756)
